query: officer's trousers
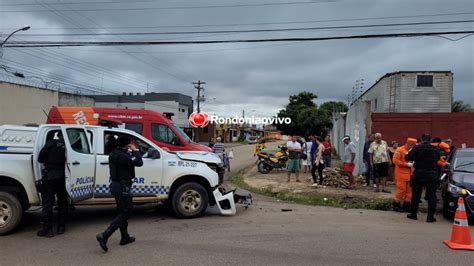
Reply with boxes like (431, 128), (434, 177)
(41, 178), (68, 229)
(410, 180), (437, 216)
(109, 181), (133, 231)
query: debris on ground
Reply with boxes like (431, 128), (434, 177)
(318, 168), (365, 188)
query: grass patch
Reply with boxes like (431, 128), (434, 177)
(229, 175), (393, 211)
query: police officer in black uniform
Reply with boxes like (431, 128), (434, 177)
(405, 134), (441, 223)
(96, 136), (143, 252)
(37, 131), (68, 237)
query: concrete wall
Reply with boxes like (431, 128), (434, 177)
(94, 102), (144, 109)
(58, 92), (94, 107)
(372, 113), (474, 148)
(331, 112), (346, 160)
(343, 101), (371, 175)
(0, 82), (57, 124)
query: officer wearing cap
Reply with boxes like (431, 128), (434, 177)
(96, 136), (143, 252)
(37, 131), (68, 237)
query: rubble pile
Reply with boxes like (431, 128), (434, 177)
(321, 168), (365, 188)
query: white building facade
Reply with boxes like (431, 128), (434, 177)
(361, 71), (453, 113)
(93, 92), (193, 129)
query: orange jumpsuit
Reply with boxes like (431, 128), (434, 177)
(393, 145), (413, 203)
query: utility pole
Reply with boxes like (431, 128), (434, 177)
(193, 80), (206, 113)
(192, 80), (206, 143)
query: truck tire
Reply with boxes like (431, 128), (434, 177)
(171, 182), (208, 219)
(0, 191), (23, 236)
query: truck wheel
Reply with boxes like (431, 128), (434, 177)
(0, 191), (23, 236)
(171, 182), (208, 219)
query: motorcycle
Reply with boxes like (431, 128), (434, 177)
(256, 145), (288, 174)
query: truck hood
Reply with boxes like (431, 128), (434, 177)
(453, 172), (474, 191)
(175, 151), (221, 164)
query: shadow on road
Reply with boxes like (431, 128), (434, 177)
(17, 203), (222, 234)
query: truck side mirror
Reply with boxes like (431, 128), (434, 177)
(147, 148), (160, 159)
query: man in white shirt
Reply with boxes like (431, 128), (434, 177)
(286, 135), (303, 182)
(342, 136), (357, 189)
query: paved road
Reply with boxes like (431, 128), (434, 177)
(1, 142), (472, 265)
(223, 141), (283, 179)
(1, 197), (470, 265)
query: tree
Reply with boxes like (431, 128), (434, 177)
(319, 101), (349, 116)
(297, 106), (332, 136)
(275, 92), (342, 136)
(452, 100), (473, 112)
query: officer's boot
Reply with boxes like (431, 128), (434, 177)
(37, 226), (54, 238)
(96, 226), (115, 252)
(427, 212), (437, 223)
(402, 202), (411, 213)
(57, 224), (66, 235)
(392, 201), (403, 212)
(119, 226), (136, 246)
(407, 212), (418, 220)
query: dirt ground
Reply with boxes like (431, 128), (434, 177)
(243, 165), (395, 202)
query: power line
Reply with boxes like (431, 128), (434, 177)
(0, 0), (158, 6)
(54, 0), (197, 83)
(18, 20), (474, 37)
(4, 47), (146, 90)
(6, 31), (474, 47)
(2, 11), (473, 31)
(25, 0), (195, 86)
(5, 1), (166, 91)
(0, 0), (338, 12)
(0, 61), (186, 110)
(43, 26), (473, 54)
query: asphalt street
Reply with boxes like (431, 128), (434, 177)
(0, 142), (472, 265)
(223, 141), (283, 179)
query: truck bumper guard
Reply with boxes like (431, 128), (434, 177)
(207, 187), (253, 216)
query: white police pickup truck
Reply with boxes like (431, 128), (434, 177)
(0, 124), (251, 235)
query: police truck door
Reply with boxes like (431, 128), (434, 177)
(60, 125), (96, 202)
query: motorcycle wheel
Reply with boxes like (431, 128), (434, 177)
(258, 161), (270, 174)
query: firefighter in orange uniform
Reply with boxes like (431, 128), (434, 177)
(437, 142), (451, 168)
(392, 138), (417, 212)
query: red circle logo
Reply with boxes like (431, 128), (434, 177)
(189, 112), (209, 128)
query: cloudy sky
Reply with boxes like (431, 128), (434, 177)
(1, 0), (473, 117)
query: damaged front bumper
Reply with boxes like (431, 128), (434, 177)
(207, 187), (253, 215)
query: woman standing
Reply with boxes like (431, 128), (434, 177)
(310, 136), (325, 186)
(302, 137), (313, 173)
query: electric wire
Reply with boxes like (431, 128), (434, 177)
(0, 60), (185, 110)
(6, 30), (474, 47)
(2, 12), (472, 31)
(0, 0), (339, 12)
(19, 19), (474, 37)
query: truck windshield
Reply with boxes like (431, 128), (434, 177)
(173, 124), (192, 143)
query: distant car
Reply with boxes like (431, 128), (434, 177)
(247, 136), (258, 144)
(442, 148), (474, 219)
